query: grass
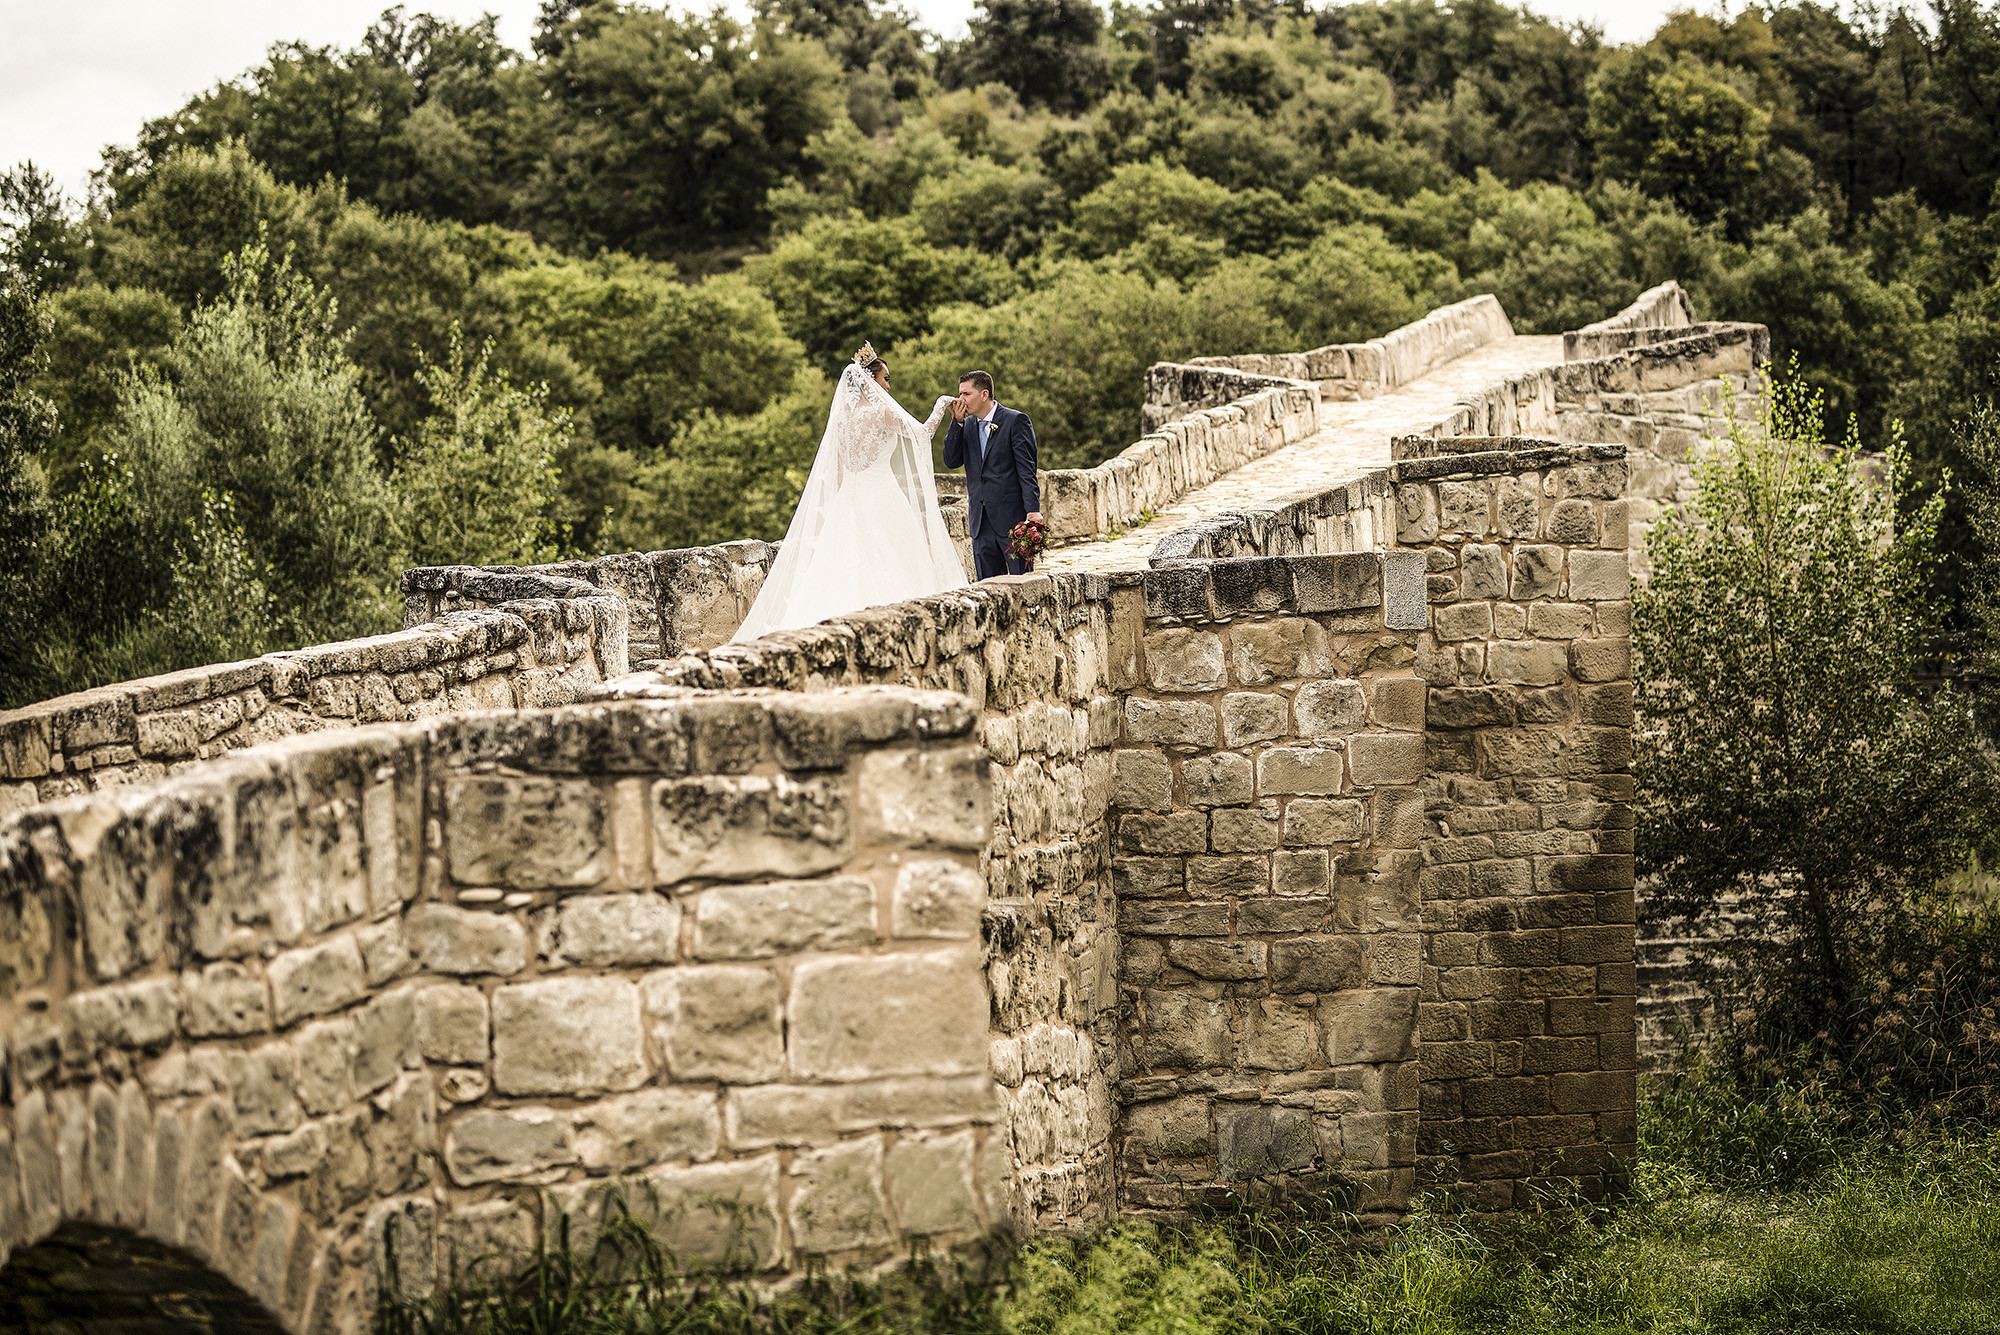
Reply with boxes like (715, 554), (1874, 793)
(383, 1075), (2000, 1335)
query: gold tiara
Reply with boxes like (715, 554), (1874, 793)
(852, 341), (877, 364)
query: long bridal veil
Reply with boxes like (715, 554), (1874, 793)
(732, 363), (966, 643)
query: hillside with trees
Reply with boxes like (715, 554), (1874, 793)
(4, 0), (2000, 704)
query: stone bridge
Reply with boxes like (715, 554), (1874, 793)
(0, 282), (1762, 1330)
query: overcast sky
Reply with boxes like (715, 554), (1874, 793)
(2, 0), (1696, 201)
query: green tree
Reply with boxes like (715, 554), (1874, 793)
(1634, 367), (1984, 1025)
(0, 164), (86, 292)
(526, 5), (845, 255)
(1587, 49), (1769, 222)
(394, 324), (568, 568)
(0, 273), (54, 692)
(106, 237), (400, 643)
(744, 214), (1012, 369)
(949, 0), (1109, 113)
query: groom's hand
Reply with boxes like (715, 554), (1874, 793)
(949, 398), (969, 422)
(1028, 511), (1043, 525)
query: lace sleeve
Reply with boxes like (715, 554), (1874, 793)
(922, 395), (954, 433)
(837, 382), (903, 475)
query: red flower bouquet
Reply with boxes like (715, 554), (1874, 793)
(1008, 517), (1049, 566)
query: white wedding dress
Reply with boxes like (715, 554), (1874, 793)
(732, 364), (966, 643)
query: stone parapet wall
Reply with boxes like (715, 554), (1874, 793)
(1563, 281), (1697, 361)
(2, 572), (625, 814)
(0, 687), (1006, 1328)
(1190, 295), (1514, 402)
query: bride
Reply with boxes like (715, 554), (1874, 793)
(731, 342), (965, 642)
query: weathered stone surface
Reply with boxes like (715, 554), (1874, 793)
(1183, 753), (1253, 806)
(269, 936), (368, 1027)
(1294, 680), (1366, 736)
(642, 965), (784, 1082)
(1346, 733), (1425, 786)
(444, 1107), (574, 1185)
(1124, 698), (1218, 747)
(445, 776), (607, 889)
(1221, 691), (1288, 746)
(549, 892), (681, 966)
(571, 1089), (720, 1171)
(856, 746), (989, 850)
(1321, 987), (1418, 1063)
(635, 1156), (781, 1269)
(1145, 629), (1227, 692)
(790, 950), (986, 1080)
(1218, 1104), (1315, 1178)
(1168, 938), (1267, 980)
(693, 877), (874, 959)
(654, 774), (853, 883)
(790, 1137), (892, 1252)
(891, 859), (984, 938)
(1284, 798), (1364, 845)
(1140, 990), (1229, 1068)
(1241, 997), (1319, 1069)
(1113, 749), (1174, 812)
(492, 977), (649, 1095)
(404, 903), (529, 976)
(884, 1130), (982, 1236)
(724, 1076), (1001, 1149)
(1257, 747), (1344, 796)
(415, 984), (489, 1066)
(1270, 936), (1366, 992)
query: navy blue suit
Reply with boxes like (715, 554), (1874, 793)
(941, 403), (1040, 579)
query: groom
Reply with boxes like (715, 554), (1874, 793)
(941, 370), (1042, 579)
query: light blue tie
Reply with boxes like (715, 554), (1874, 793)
(980, 417), (994, 460)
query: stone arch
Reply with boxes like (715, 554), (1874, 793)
(0, 1218), (290, 1333)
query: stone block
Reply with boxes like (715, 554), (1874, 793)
(1487, 641), (1568, 687)
(1183, 753), (1253, 806)
(1346, 733), (1424, 786)
(693, 878), (873, 959)
(642, 965), (784, 1082)
(1238, 897), (1328, 933)
(415, 984), (488, 1066)
(226, 1043), (302, 1136)
(1257, 747), (1343, 796)
(790, 1137), (892, 1252)
(62, 977), (179, 1056)
(1145, 629), (1227, 692)
(1140, 990), (1229, 1069)
(1121, 1095), (1210, 1162)
(492, 977), (648, 1095)
(1168, 938), (1267, 980)
(572, 1089), (720, 1171)
(885, 1130), (981, 1236)
(1283, 798), (1363, 845)
(1321, 987), (1418, 1063)
(1571, 637), (1631, 683)
(1372, 788), (1424, 848)
(1120, 811), (1207, 855)
(1210, 804), (1280, 852)
(1293, 680), (1366, 737)
(1229, 619), (1331, 685)
(543, 892), (679, 967)
(1426, 687), (1516, 729)
(444, 776), (606, 889)
(892, 859), (983, 937)
(1114, 858), (1185, 899)
(857, 746), (989, 851)
(1121, 900), (1231, 936)
(1113, 749), (1174, 812)
(653, 774), (853, 885)
(1269, 936), (1365, 993)
(621, 1156), (782, 1270)
(1460, 544), (1506, 600)
(1370, 678), (1426, 730)
(1188, 854), (1270, 896)
(1529, 603), (1594, 640)
(789, 949), (986, 1080)
(1124, 698), (1218, 747)
(407, 903), (528, 979)
(1567, 549), (1630, 601)
(269, 936), (367, 1028)
(1241, 997), (1319, 1070)
(723, 1075), (1001, 1149)
(1218, 1104), (1315, 1178)
(444, 1107), (574, 1186)
(1221, 692), (1288, 746)
(1272, 850), (1330, 896)
(1434, 601), (1493, 641)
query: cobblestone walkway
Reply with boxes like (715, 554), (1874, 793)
(1044, 334), (1567, 574)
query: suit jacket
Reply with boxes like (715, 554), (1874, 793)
(941, 403), (1040, 540)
